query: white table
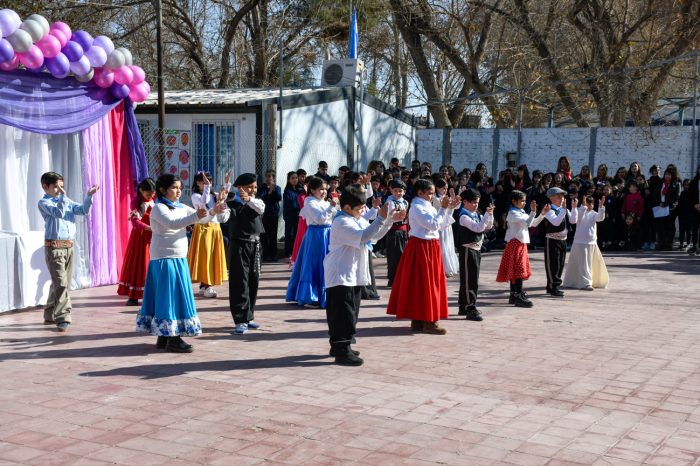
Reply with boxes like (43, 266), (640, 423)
(0, 230), (51, 312)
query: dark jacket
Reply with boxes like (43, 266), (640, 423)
(653, 181), (680, 211)
(282, 186), (301, 223)
(258, 184), (282, 217)
(227, 197), (264, 241)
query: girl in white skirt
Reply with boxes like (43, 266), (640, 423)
(432, 178), (460, 277)
(564, 195), (609, 290)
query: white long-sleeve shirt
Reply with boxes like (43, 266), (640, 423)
(531, 205), (570, 240)
(459, 210), (494, 249)
(408, 197), (454, 240)
(149, 203), (200, 259)
(300, 197), (337, 225)
(505, 208), (537, 244)
(569, 206), (605, 244)
(324, 213), (392, 288)
(191, 185), (231, 224)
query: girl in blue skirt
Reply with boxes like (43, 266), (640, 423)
(136, 174), (227, 352)
(286, 176), (337, 308)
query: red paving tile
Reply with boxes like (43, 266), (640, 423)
(1, 251), (699, 464)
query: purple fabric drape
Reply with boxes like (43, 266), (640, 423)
(82, 115), (118, 286)
(124, 99), (149, 182)
(0, 69), (120, 135)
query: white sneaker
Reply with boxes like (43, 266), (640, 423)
(201, 286), (217, 298)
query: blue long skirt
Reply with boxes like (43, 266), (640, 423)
(286, 224), (331, 308)
(136, 258), (202, 336)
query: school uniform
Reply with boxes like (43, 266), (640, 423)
(385, 195), (409, 285)
(227, 194), (265, 326)
(325, 211), (392, 356)
(458, 208), (494, 316)
(563, 206), (609, 289)
(540, 206), (569, 295)
(387, 197), (454, 323)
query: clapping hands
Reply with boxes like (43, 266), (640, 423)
(87, 185), (100, 196)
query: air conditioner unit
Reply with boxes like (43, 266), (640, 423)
(321, 59), (364, 87)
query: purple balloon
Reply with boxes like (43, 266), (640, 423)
(0, 9), (21, 38)
(110, 82), (130, 100)
(69, 55), (91, 76)
(61, 40), (83, 62)
(0, 38), (13, 63)
(84, 44), (107, 67)
(92, 35), (114, 55)
(71, 30), (93, 52)
(45, 52), (70, 78)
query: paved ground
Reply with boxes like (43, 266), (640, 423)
(1, 250), (700, 465)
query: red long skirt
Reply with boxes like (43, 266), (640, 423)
(387, 237), (448, 322)
(496, 239), (531, 282)
(117, 228), (152, 299)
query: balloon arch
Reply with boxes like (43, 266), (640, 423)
(0, 8), (150, 102)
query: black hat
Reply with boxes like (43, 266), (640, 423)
(234, 173), (257, 187)
(389, 179), (406, 190)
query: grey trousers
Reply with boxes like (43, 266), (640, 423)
(44, 247), (74, 324)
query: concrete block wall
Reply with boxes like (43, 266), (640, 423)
(416, 126), (699, 179)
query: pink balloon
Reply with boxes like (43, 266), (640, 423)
(128, 81), (149, 103)
(51, 21), (72, 40)
(36, 34), (61, 58)
(129, 65), (145, 84)
(93, 67), (114, 88)
(17, 45), (44, 69)
(0, 54), (18, 71)
(49, 28), (68, 47)
(113, 65), (133, 85)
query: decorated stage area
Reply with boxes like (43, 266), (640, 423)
(0, 8), (151, 312)
(0, 252), (699, 465)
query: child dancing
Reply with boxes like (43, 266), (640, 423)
(118, 178), (156, 306)
(564, 195), (609, 290)
(387, 179), (461, 334)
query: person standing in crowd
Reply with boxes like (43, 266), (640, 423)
(286, 176), (337, 308)
(594, 164), (611, 186)
(384, 179), (409, 286)
(457, 188), (494, 321)
(228, 173), (266, 335)
(539, 187), (571, 297)
(39, 172), (99, 332)
(188, 171), (231, 298)
(290, 169), (309, 265)
(626, 162), (642, 184)
(432, 178), (460, 277)
(282, 171), (301, 258)
(621, 180), (645, 250)
(324, 187), (404, 366)
(678, 179), (693, 250)
(259, 169), (282, 262)
(118, 178), (156, 306)
(557, 156), (573, 182)
(564, 195), (609, 290)
(497, 191), (539, 308)
(653, 167), (680, 251)
(136, 174), (217, 352)
(315, 160), (331, 182)
(387, 179), (460, 335)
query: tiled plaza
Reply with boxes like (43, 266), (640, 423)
(1, 251), (699, 465)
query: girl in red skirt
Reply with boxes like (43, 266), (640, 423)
(387, 179), (461, 334)
(496, 190), (544, 307)
(118, 178), (156, 306)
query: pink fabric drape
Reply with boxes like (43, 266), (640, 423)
(108, 101), (135, 275)
(82, 115), (118, 286)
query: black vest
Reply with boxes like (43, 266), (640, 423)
(459, 210), (483, 245)
(543, 207), (568, 234)
(391, 198), (408, 226)
(227, 200), (265, 240)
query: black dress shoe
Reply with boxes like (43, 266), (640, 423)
(156, 336), (168, 349)
(334, 347), (364, 366)
(329, 346), (360, 357)
(126, 298), (139, 306)
(465, 308), (483, 321)
(166, 336), (193, 353)
(549, 288), (565, 297)
(513, 292), (534, 308)
(457, 307), (468, 316)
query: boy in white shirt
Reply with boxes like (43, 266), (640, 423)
(324, 184), (405, 366)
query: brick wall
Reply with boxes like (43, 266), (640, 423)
(416, 127), (699, 179)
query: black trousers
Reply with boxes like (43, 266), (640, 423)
(544, 237), (566, 291)
(655, 214), (677, 248)
(458, 246), (481, 310)
(326, 285), (362, 348)
(691, 211), (700, 248)
(361, 250), (379, 299)
(229, 239), (260, 324)
(283, 217), (297, 257)
(261, 216), (279, 260)
(385, 229), (407, 284)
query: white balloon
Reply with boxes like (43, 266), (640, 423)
(7, 28), (32, 53)
(76, 69), (94, 82)
(20, 19), (44, 42)
(116, 47), (132, 66)
(27, 14), (50, 36)
(105, 49), (125, 69)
